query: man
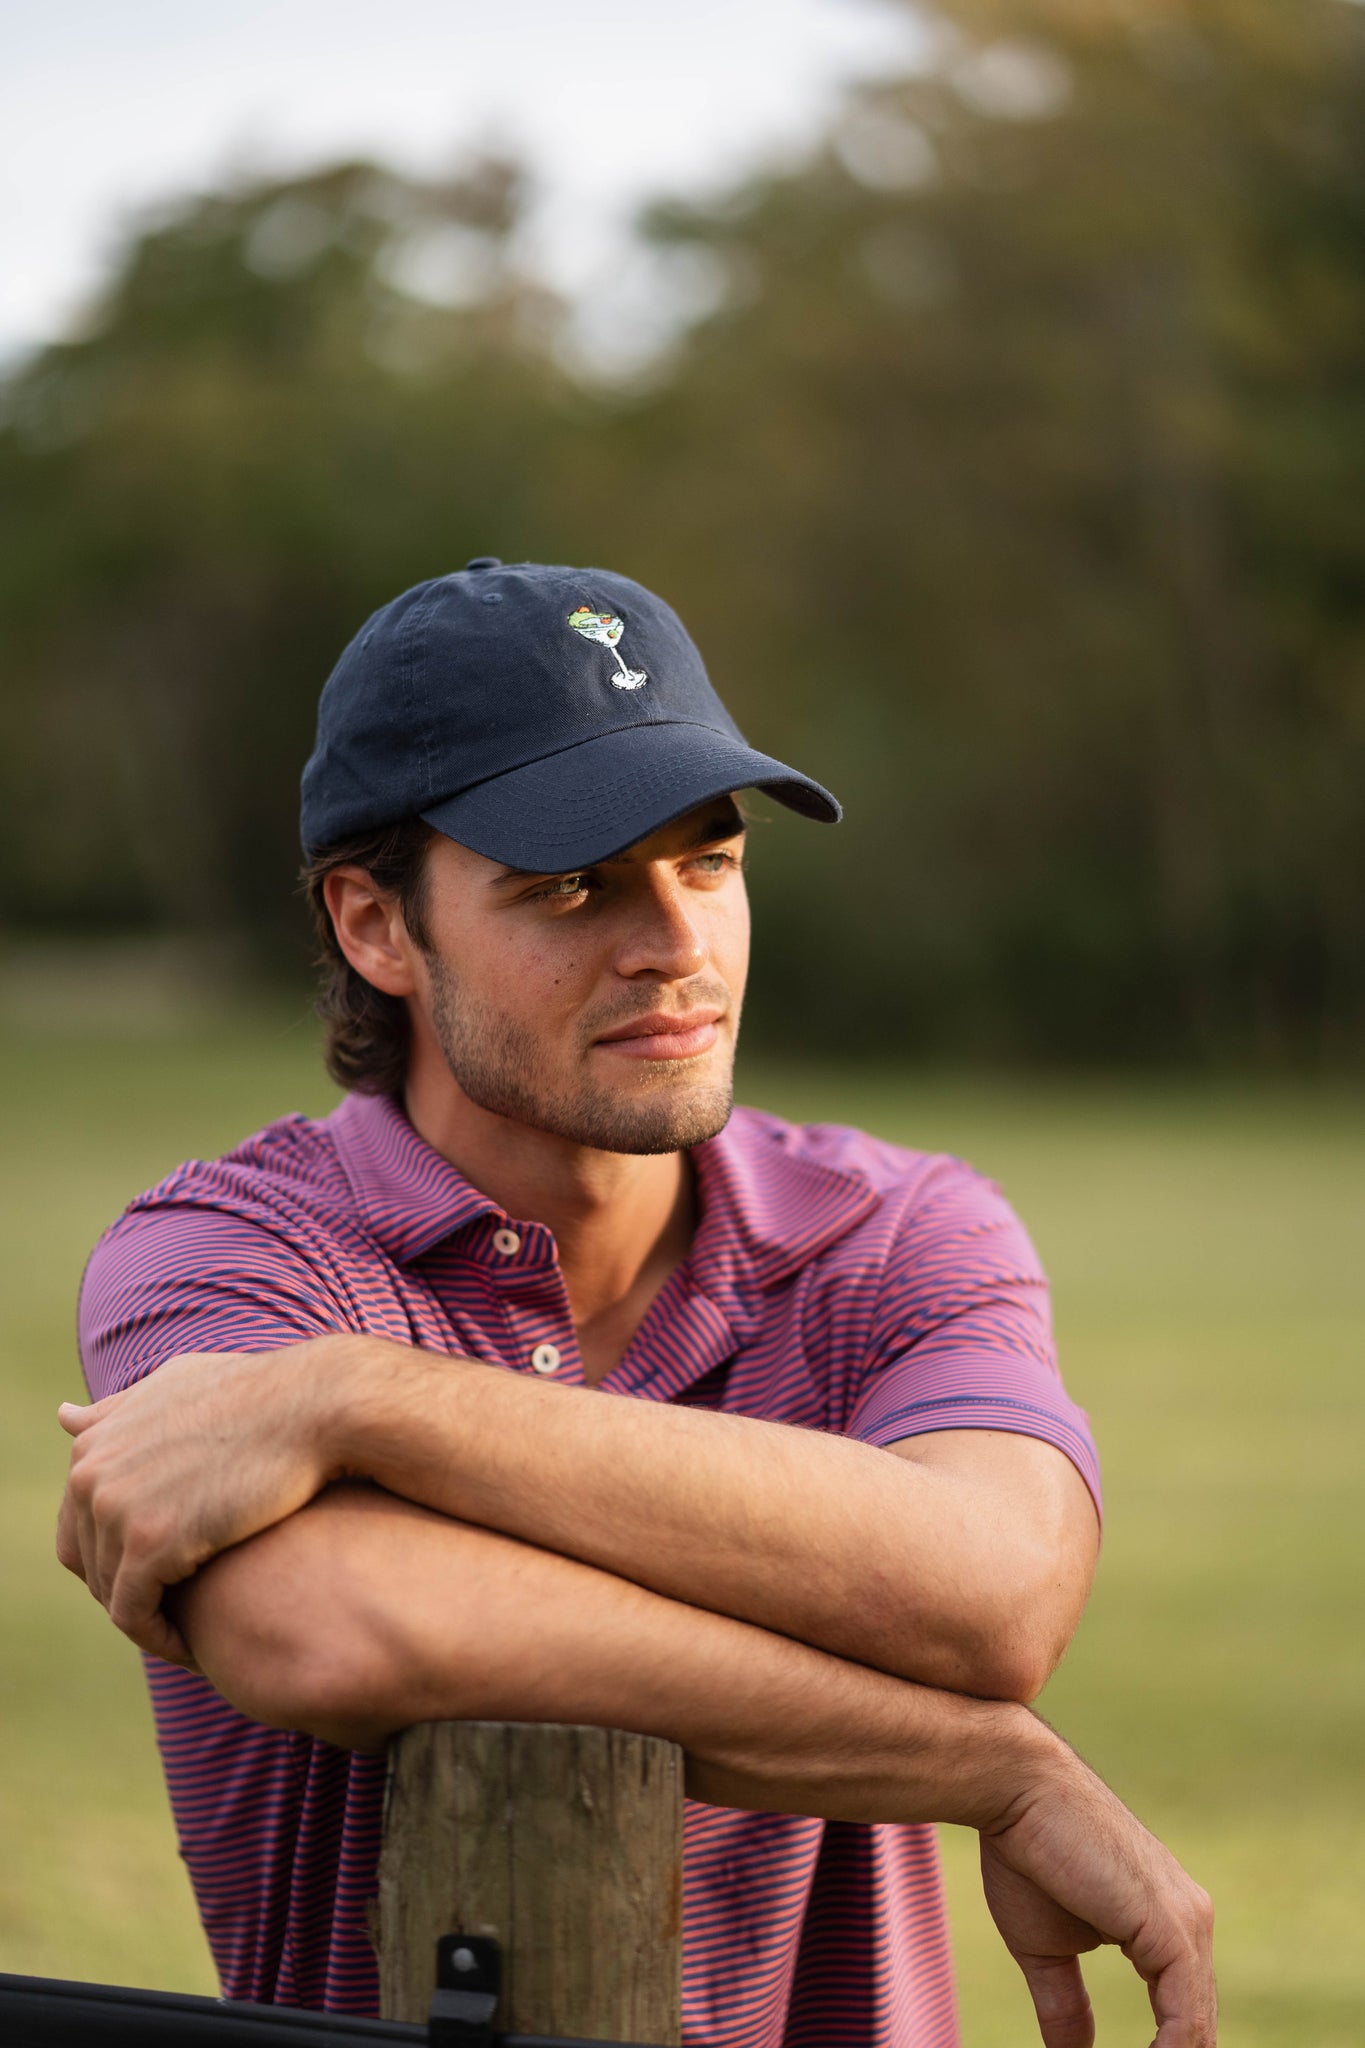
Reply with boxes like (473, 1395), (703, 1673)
(57, 560), (1215, 2048)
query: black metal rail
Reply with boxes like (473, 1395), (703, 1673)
(0, 1966), (667, 2048)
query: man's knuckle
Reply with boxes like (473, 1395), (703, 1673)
(123, 1536), (171, 1589)
(97, 1482), (130, 1531)
(67, 1455), (96, 1501)
(129, 1513), (168, 1557)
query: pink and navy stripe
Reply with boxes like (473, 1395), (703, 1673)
(80, 1091), (1100, 2046)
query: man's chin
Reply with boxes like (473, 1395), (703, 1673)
(498, 1058), (735, 1155)
(562, 1078), (736, 1156)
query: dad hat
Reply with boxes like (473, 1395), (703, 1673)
(300, 559), (840, 870)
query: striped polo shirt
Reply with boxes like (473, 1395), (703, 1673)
(79, 1090), (1100, 2048)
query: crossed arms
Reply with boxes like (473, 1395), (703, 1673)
(56, 1334), (1216, 2046)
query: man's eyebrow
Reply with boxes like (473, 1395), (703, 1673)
(488, 807), (745, 885)
(610, 807), (748, 863)
(677, 807), (748, 851)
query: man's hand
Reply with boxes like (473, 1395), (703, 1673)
(55, 1342), (346, 1664)
(979, 1748), (1217, 2048)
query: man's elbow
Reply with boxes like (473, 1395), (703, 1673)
(206, 1616), (396, 1747)
(879, 1593), (1080, 1704)
(955, 1534), (1096, 1703)
(962, 1627), (1064, 1706)
(170, 1507), (415, 1748)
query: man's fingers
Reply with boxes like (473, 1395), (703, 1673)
(54, 1487), (87, 1583)
(1121, 1872), (1216, 2048)
(1143, 1912), (1218, 2047)
(106, 1523), (178, 1639)
(1150, 1990), (1219, 2048)
(57, 1398), (105, 1437)
(108, 1556), (196, 1668)
(1015, 1953), (1095, 2048)
(56, 1372), (216, 1675)
(130, 1602), (200, 1672)
(136, 1611), (199, 1671)
(107, 1559), (161, 1644)
(58, 1473), (198, 1670)
(93, 1505), (134, 1612)
(57, 1401), (90, 1437)
(70, 1493), (104, 1602)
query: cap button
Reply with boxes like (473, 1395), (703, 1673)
(464, 556), (501, 571)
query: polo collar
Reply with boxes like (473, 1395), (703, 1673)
(325, 1093), (879, 1291)
(686, 1107), (879, 1322)
(327, 1091), (499, 1262)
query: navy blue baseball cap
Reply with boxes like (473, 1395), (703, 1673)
(300, 559), (840, 870)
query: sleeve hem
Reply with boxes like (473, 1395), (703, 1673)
(854, 1393), (1103, 1524)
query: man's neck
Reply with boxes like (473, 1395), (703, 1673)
(402, 1069), (697, 1380)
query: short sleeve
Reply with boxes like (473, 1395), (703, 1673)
(846, 1159), (1101, 1517)
(79, 1203), (355, 1401)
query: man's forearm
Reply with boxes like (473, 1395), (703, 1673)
(57, 1334), (1095, 1694)
(320, 1336), (1094, 1699)
(176, 1481), (1047, 1828)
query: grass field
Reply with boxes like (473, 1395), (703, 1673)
(2, 1014), (1362, 2044)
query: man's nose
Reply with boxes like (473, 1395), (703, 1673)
(613, 875), (708, 980)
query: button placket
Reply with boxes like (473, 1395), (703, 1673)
(491, 1226), (578, 1380)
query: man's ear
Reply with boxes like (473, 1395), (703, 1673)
(322, 867), (421, 998)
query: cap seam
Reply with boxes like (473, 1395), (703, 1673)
(405, 580), (445, 809)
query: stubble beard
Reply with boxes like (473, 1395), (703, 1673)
(425, 957), (737, 1155)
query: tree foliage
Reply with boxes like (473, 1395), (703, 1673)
(3, 0), (1363, 1061)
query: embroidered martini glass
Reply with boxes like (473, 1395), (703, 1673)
(566, 605), (648, 689)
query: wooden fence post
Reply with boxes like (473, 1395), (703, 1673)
(374, 1722), (684, 2045)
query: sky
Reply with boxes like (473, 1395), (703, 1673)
(2, 0), (926, 366)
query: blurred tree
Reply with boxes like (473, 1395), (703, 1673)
(2, 0), (1363, 1062)
(581, 0), (1365, 1060)
(0, 157), (574, 954)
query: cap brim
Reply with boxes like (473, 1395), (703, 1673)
(420, 720), (840, 871)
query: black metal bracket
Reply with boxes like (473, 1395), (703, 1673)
(427, 1938), (500, 2048)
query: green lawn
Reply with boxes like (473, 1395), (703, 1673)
(2, 1018), (1362, 2044)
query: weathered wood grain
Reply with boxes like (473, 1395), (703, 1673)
(375, 1722), (683, 2045)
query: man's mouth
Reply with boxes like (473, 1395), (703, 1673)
(593, 1009), (725, 1061)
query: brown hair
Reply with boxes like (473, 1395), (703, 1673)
(300, 817), (437, 1097)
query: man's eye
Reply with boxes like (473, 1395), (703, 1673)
(693, 851), (741, 876)
(536, 873), (590, 900)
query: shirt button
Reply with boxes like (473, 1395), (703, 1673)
(492, 1228), (521, 1256)
(530, 1343), (561, 1375)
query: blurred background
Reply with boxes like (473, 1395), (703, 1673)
(2, 2), (1362, 2044)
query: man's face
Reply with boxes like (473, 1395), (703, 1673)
(409, 797), (750, 1155)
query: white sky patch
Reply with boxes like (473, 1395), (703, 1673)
(1, 0), (928, 367)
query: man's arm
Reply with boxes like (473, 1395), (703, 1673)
(60, 1333), (1097, 1697)
(334, 1336), (1098, 1699)
(170, 1483), (1213, 2048)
